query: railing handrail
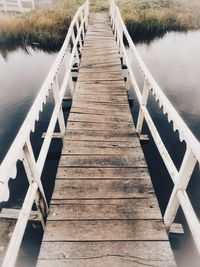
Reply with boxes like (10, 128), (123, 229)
(110, 0), (200, 255)
(0, 0), (35, 12)
(0, 0), (89, 202)
(0, 1), (89, 266)
(110, 0), (200, 162)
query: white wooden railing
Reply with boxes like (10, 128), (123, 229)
(110, 0), (200, 254)
(0, 0), (35, 13)
(0, 1), (89, 266)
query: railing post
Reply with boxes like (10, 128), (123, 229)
(17, 0), (23, 12)
(114, 10), (118, 40)
(71, 27), (80, 66)
(110, 4), (114, 32)
(68, 73), (75, 97)
(80, 10), (86, 40)
(136, 77), (150, 135)
(31, 0), (35, 10)
(2, 0), (7, 13)
(52, 74), (66, 137)
(164, 148), (197, 230)
(23, 139), (48, 228)
(2, 182), (38, 267)
(85, 0), (89, 29)
(76, 17), (83, 54)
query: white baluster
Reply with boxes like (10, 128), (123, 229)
(164, 148), (197, 230)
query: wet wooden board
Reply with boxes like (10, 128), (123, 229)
(72, 101), (130, 111)
(37, 241), (175, 267)
(51, 179), (154, 200)
(64, 130), (138, 142)
(72, 95), (127, 103)
(42, 220), (168, 241)
(48, 198), (161, 220)
(66, 121), (135, 132)
(37, 12), (176, 267)
(68, 113), (133, 123)
(70, 107), (130, 116)
(62, 146), (141, 155)
(59, 154), (147, 168)
(56, 167), (149, 180)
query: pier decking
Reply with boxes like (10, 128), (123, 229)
(37, 13), (176, 267)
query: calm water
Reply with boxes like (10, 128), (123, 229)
(0, 47), (57, 161)
(0, 30), (200, 266)
(0, 47), (60, 267)
(129, 30), (200, 267)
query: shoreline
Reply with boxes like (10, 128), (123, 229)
(0, 0), (200, 52)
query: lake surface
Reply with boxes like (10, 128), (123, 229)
(0, 47), (59, 267)
(0, 47), (57, 161)
(128, 30), (200, 267)
(1, 30), (200, 266)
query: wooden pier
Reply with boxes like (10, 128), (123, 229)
(37, 13), (176, 267)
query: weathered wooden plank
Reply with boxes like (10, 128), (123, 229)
(81, 60), (120, 67)
(70, 107), (130, 116)
(86, 34), (114, 38)
(72, 103), (130, 114)
(76, 80), (125, 86)
(78, 72), (123, 81)
(73, 95), (127, 104)
(87, 32), (113, 37)
(0, 209), (40, 221)
(67, 121), (135, 132)
(62, 139), (140, 148)
(81, 54), (119, 60)
(62, 146), (141, 155)
(83, 44), (117, 48)
(76, 82), (125, 88)
(82, 51), (119, 57)
(77, 80), (125, 85)
(64, 130), (137, 142)
(52, 179), (153, 200)
(68, 113), (133, 124)
(43, 220), (168, 241)
(59, 154), (146, 168)
(75, 86), (125, 92)
(37, 241), (176, 267)
(56, 167), (149, 180)
(81, 62), (122, 69)
(79, 67), (122, 73)
(72, 101), (129, 110)
(48, 198), (161, 220)
(73, 90), (126, 95)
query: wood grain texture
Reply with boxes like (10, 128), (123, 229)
(64, 130), (138, 142)
(59, 154), (147, 168)
(52, 179), (154, 200)
(37, 241), (176, 267)
(56, 167), (149, 180)
(43, 220), (168, 241)
(68, 113), (133, 124)
(37, 12), (176, 267)
(66, 121), (135, 131)
(48, 198), (161, 220)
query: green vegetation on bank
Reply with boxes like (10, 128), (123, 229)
(1, 0), (200, 51)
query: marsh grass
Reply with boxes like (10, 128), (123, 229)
(1, 0), (200, 51)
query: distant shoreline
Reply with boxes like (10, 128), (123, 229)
(0, 0), (200, 52)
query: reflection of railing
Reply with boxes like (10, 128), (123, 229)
(110, 0), (200, 254)
(0, 0), (35, 13)
(0, 1), (89, 266)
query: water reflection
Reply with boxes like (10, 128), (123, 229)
(0, 47), (56, 161)
(128, 30), (200, 267)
